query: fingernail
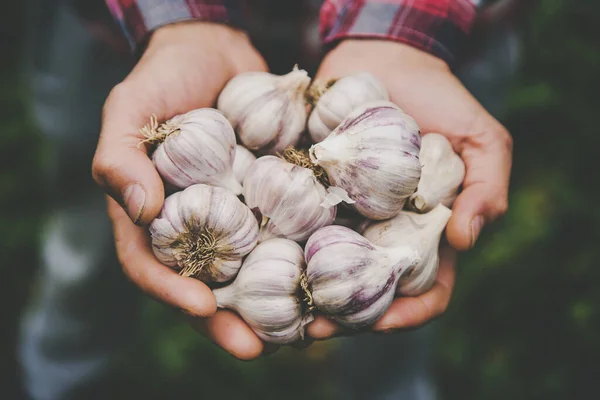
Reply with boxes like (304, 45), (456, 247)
(470, 216), (485, 248)
(123, 183), (146, 224)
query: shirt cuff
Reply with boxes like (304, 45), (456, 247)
(105, 0), (247, 52)
(319, 0), (478, 67)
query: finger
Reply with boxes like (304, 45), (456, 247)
(108, 197), (217, 317)
(373, 246), (457, 332)
(447, 124), (513, 250)
(188, 310), (265, 361)
(306, 314), (342, 340)
(92, 82), (166, 225)
(182, 304), (271, 360)
(306, 313), (370, 340)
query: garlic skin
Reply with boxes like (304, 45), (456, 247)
(243, 156), (336, 242)
(217, 67), (311, 154)
(150, 184), (259, 284)
(213, 239), (312, 344)
(309, 101), (422, 220)
(408, 133), (465, 213)
(232, 145), (257, 185)
(305, 226), (419, 329)
(308, 72), (389, 143)
(362, 204), (452, 296)
(142, 108), (242, 195)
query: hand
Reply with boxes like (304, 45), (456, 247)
(92, 22), (270, 360)
(307, 40), (513, 339)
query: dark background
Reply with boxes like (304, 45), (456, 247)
(2, 0), (600, 399)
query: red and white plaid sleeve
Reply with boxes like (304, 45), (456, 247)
(319, 0), (479, 66)
(105, 0), (246, 51)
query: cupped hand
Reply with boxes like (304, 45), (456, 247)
(307, 40), (513, 339)
(92, 22), (270, 360)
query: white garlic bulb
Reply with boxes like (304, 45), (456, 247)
(362, 204), (452, 296)
(232, 144), (257, 185)
(307, 72), (389, 143)
(408, 133), (465, 213)
(150, 184), (259, 284)
(305, 225), (419, 329)
(140, 108), (242, 195)
(243, 155), (336, 242)
(213, 238), (313, 344)
(309, 101), (422, 220)
(217, 66), (311, 154)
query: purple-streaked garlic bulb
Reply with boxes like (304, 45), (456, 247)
(217, 66), (311, 154)
(213, 238), (313, 344)
(150, 184), (259, 284)
(243, 155), (336, 242)
(307, 72), (389, 143)
(309, 101), (422, 220)
(139, 108), (242, 195)
(232, 144), (257, 185)
(305, 226), (419, 329)
(362, 204), (452, 296)
(408, 133), (465, 213)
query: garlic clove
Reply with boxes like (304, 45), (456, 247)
(362, 204), (452, 296)
(217, 66), (311, 154)
(309, 101), (421, 220)
(213, 238), (313, 344)
(305, 225), (419, 329)
(307, 72), (389, 143)
(408, 133), (466, 213)
(140, 108), (242, 195)
(243, 155), (336, 242)
(149, 184), (259, 284)
(232, 144), (257, 185)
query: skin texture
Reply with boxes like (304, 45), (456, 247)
(306, 40), (512, 339)
(92, 22), (269, 360)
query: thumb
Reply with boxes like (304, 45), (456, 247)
(92, 84), (165, 225)
(445, 125), (513, 251)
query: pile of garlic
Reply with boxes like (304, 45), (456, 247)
(142, 67), (466, 343)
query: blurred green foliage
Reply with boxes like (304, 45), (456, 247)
(438, 0), (600, 398)
(2, 0), (600, 399)
(0, 3), (47, 400)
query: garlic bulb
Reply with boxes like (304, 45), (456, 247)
(408, 133), (465, 213)
(362, 204), (452, 296)
(150, 184), (259, 284)
(232, 144), (256, 185)
(309, 101), (422, 220)
(217, 66), (311, 154)
(307, 72), (388, 143)
(243, 155), (336, 242)
(213, 238), (313, 344)
(305, 226), (419, 329)
(139, 108), (242, 195)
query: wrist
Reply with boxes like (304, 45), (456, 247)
(321, 40), (450, 78)
(149, 22), (249, 51)
(144, 22), (266, 76)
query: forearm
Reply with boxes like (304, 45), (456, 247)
(319, 0), (479, 67)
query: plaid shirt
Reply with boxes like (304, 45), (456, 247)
(105, 0), (479, 66)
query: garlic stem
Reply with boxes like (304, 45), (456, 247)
(218, 170), (244, 196)
(213, 284), (235, 309)
(277, 65), (310, 93)
(409, 195), (428, 212)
